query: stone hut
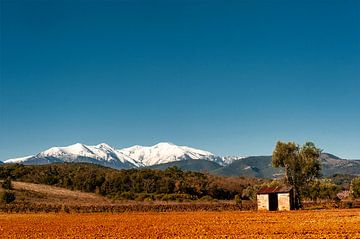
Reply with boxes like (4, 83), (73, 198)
(257, 186), (294, 211)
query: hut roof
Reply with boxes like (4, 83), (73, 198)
(257, 186), (292, 194)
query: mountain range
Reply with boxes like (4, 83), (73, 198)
(3, 142), (360, 178)
(4, 142), (239, 168)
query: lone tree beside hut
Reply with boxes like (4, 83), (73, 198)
(272, 141), (321, 209)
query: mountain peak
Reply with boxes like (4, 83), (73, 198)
(3, 143), (360, 177)
(4, 155), (34, 164)
(66, 143), (86, 148)
(70, 143), (88, 149)
(97, 143), (113, 149)
(154, 142), (176, 147)
(120, 142), (221, 166)
(4, 142), (232, 169)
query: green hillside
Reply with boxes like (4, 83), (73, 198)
(144, 154), (360, 178)
(147, 159), (222, 172)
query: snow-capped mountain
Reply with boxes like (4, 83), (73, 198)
(4, 142), (243, 169)
(4, 142), (359, 177)
(120, 142), (224, 166)
(220, 156), (246, 165)
(4, 143), (143, 169)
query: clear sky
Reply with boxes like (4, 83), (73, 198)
(1, 0), (359, 160)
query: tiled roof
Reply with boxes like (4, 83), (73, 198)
(257, 186), (292, 194)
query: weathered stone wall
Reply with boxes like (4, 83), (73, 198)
(257, 194), (269, 210)
(277, 193), (290, 211)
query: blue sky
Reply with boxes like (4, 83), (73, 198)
(1, 0), (359, 160)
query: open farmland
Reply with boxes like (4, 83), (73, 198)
(0, 209), (359, 238)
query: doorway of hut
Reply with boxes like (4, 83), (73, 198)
(268, 193), (278, 211)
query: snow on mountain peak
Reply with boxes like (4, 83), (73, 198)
(4, 155), (34, 164)
(39, 143), (93, 158)
(154, 142), (175, 147)
(221, 156), (245, 165)
(4, 143), (144, 168)
(97, 143), (113, 149)
(4, 142), (242, 168)
(120, 142), (220, 166)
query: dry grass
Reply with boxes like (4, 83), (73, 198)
(11, 181), (113, 206)
(2, 181), (245, 213)
(0, 209), (359, 238)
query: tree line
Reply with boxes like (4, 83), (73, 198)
(1, 151), (359, 205)
(0, 163), (261, 201)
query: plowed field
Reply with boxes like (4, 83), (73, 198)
(0, 209), (359, 238)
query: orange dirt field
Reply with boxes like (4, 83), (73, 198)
(0, 209), (359, 238)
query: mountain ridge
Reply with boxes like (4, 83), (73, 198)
(3, 142), (360, 178)
(4, 142), (241, 168)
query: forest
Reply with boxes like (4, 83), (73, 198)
(1, 162), (355, 204)
(0, 163), (264, 202)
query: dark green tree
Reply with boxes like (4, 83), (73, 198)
(1, 190), (16, 204)
(1, 177), (13, 190)
(350, 176), (360, 198)
(272, 141), (321, 209)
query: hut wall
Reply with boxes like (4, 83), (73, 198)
(277, 193), (291, 211)
(257, 194), (269, 210)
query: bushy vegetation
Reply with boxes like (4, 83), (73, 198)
(0, 163), (262, 201)
(303, 179), (341, 201)
(328, 174), (357, 190)
(1, 191), (16, 204)
(350, 176), (360, 198)
(0, 163), (356, 209)
(1, 177), (13, 190)
(0, 201), (255, 213)
(0, 177), (16, 204)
